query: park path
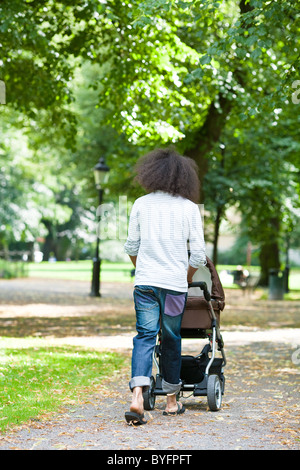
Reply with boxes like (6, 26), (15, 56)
(0, 277), (299, 451)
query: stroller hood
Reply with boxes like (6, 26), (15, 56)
(205, 256), (225, 305)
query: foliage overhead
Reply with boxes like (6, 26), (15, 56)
(0, 0), (299, 271)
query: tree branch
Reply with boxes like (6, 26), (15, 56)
(185, 93), (232, 201)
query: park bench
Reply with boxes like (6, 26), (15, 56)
(229, 268), (260, 294)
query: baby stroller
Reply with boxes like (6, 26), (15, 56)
(143, 257), (226, 412)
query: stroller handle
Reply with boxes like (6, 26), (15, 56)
(188, 281), (211, 302)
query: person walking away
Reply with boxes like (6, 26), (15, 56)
(124, 147), (206, 425)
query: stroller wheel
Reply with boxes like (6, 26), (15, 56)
(207, 375), (222, 411)
(143, 375), (156, 410)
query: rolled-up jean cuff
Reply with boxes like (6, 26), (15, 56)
(129, 376), (151, 392)
(162, 379), (182, 395)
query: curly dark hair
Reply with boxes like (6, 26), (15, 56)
(134, 147), (200, 203)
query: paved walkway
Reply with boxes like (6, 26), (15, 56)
(0, 278), (299, 451)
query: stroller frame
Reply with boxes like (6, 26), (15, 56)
(143, 277), (227, 412)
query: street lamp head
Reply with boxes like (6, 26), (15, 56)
(93, 157), (110, 188)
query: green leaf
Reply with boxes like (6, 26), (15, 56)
(251, 48), (262, 59)
(245, 35), (258, 46)
(200, 54), (212, 66)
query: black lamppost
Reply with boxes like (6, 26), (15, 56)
(90, 157), (110, 297)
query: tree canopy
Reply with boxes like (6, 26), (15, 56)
(0, 0), (299, 280)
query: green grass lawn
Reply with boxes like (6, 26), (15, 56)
(28, 260), (134, 283)
(0, 337), (127, 434)
(27, 260), (300, 291)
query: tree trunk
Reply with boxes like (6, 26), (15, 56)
(259, 242), (281, 286)
(41, 219), (58, 261)
(258, 213), (281, 286)
(212, 205), (224, 266)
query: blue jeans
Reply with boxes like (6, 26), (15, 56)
(129, 285), (187, 395)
